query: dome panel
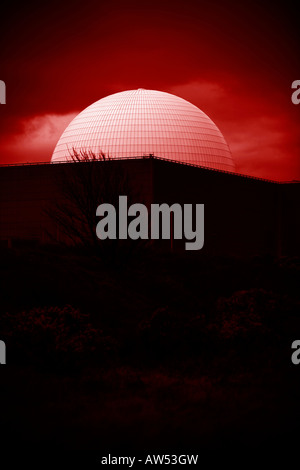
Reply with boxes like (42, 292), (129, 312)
(51, 89), (235, 172)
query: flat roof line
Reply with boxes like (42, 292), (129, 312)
(0, 155), (295, 184)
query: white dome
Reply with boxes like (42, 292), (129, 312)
(51, 89), (235, 172)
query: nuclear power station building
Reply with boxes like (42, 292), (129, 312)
(0, 89), (299, 256)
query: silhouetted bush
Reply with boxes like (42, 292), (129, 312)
(216, 289), (269, 339)
(215, 287), (300, 342)
(1, 305), (118, 369)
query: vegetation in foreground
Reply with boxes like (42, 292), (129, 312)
(1, 246), (299, 454)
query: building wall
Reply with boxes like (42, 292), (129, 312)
(152, 160), (282, 257)
(0, 159), (153, 246)
(0, 158), (298, 257)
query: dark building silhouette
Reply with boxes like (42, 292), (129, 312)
(0, 156), (299, 257)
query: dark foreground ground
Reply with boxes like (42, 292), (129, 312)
(0, 245), (300, 465)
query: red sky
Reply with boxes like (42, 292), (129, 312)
(0, 0), (299, 181)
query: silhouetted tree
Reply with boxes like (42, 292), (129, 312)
(45, 149), (142, 260)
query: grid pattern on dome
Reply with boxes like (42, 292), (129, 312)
(52, 89), (235, 171)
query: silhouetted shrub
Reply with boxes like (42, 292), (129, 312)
(213, 288), (296, 345)
(1, 305), (118, 369)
